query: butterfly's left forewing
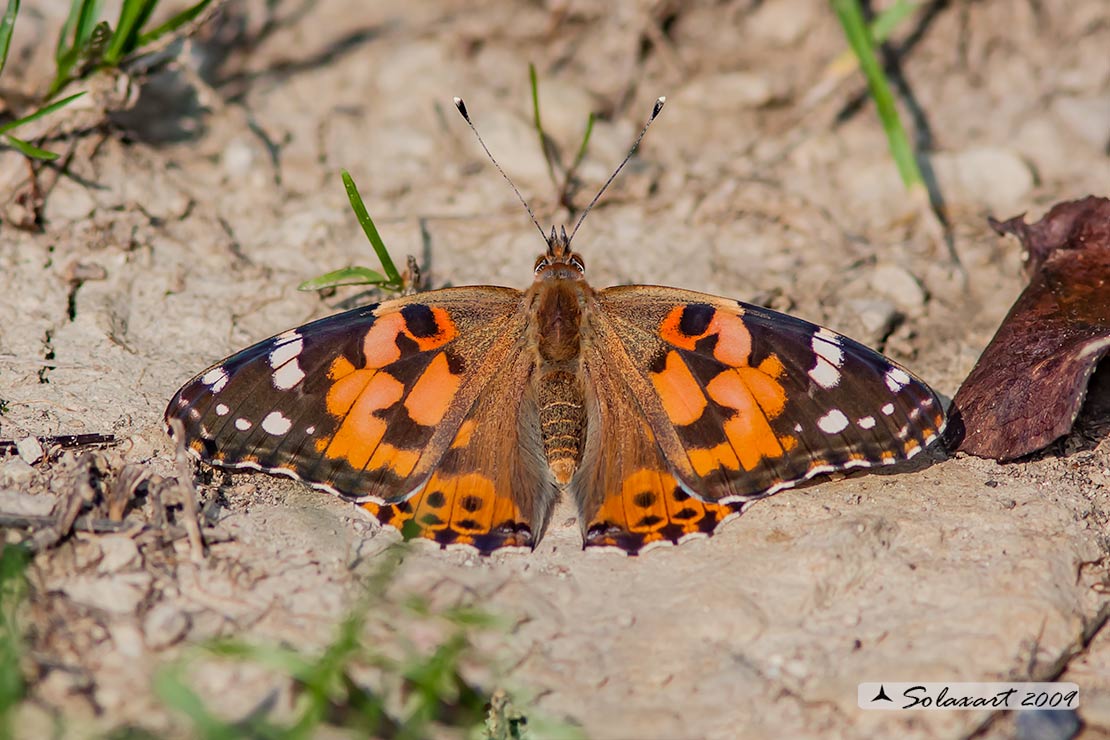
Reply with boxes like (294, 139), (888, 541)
(166, 287), (526, 506)
(593, 285), (945, 508)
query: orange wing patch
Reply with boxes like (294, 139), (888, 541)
(360, 306), (459, 368)
(584, 467), (746, 553)
(655, 303), (799, 476)
(405, 352), (461, 426)
(318, 362), (402, 469)
(650, 351), (707, 425)
(363, 468), (531, 553)
(659, 304), (751, 365)
(313, 304), (466, 476)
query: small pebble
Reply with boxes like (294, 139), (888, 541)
(868, 265), (927, 315)
(143, 603), (191, 650)
(16, 436), (43, 465)
(682, 72), (779, 111)
(932, 147), (1034, 213)
(746, 0), (817, 45)
(97, 536), (140, 574)
(62, 573), (152, 615)
(0, 489), (57, 516)
(0, 458), (37, 487)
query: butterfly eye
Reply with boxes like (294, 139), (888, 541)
(569, 254), (586, 272)
(534, 257), (549, 273)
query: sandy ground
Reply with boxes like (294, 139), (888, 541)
(2, 0), (1110, 737)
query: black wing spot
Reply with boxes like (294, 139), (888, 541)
(673, 507), (699, 521)
(672, 487), (691, 502)
(426, 491), (447, 508)
(420, 512), (444, 526)
(633, 491), (657, 508)
(456, 518), (481, 531)
(636, 515), (664, 527)
(401, 304), (440, 338)
(460, 495), (484, 512)
(679, 303), (714, 337)
(199, 436), (219, 458)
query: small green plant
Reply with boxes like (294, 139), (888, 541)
(296, 170), (407, 294)
(831, 0), (925, 193)
(0, 544), (30, 738)
(0, 0), (85, 160)
(153, 549), (553, 739)
(528, 62), (595, 215)
(0, 0), (213, 160)
(300, 67), (598, 296)
(50, 0), (215, 99)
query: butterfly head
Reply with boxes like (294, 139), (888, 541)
(534, 225), (586, 281)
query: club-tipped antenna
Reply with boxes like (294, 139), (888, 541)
(569, 96), (666, 243)
(454, 97), (547, 242)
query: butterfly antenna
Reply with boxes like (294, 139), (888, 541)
(569, 96), (666, 243)
(454, 97), (547, 242)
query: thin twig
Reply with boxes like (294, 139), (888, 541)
(0, 433), (116, 455)
(167, 418), (205, 562)
(25, 452), (102, 551)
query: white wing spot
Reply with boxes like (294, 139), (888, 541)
(272, 362), (305, 390)
(817, 409), (849, 434)
(809, 333), (844, 389)
(794, 423), (803, 433)
(809, 362), (840, 389)
(305, 425), (316, 435)
(813, 331), (844, 365)
(858, 416), (876, 429)
(269, 336), (303, 369)
(881, 402), (896, 416)
(262, 411), (292, 435)
(885, 367), (911, 392)
(202, 367), (229, 393)
(235, 418), (252, 431)
(215, 403), (230, 416)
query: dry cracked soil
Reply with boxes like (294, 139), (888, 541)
(2, 1), (1110, 738)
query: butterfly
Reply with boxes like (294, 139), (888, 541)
(165, 98), (946, 555)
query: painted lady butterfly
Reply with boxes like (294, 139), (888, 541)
(166, 98), (945, 555)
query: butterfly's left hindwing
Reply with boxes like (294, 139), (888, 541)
(594, 286), (945, 507)
(166, 287), (525, 505)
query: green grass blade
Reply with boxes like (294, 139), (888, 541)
(154, 667), (240, 740)
(832, 0), (923, 189)
(0, 0), (19, 77)
(103, 0), (156, 64)
(871, 0), (918, 43)
(3, 133), (60, 160)
(49, 0), (102, 95)
(72, 0), (103, 51)
(570, 111), (595, 171)
(528, 62), (558, 187)
(134, 0), (213, 48)
(55, 0), (82, 63)
(340, 169), (403, 286)
(204, 640), (317, 680)
(0, 545), (29, 737)
(297, 267), (388, 292)
(0, 91), (84, 135)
